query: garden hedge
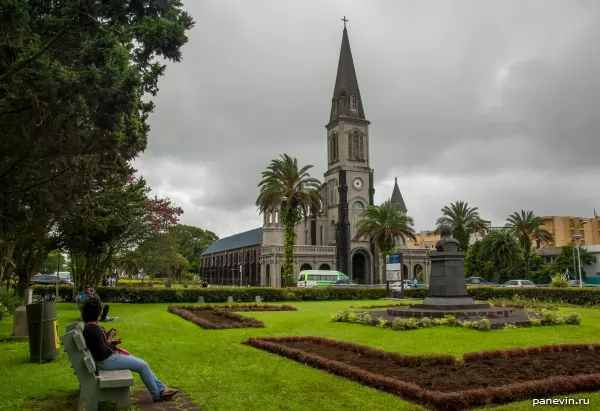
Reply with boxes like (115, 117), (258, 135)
(30, 285), (600, 305)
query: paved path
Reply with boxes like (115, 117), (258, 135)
(132, 390), (201, 411)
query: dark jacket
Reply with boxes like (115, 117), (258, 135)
(82, 323), (116, 362)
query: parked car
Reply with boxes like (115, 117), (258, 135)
(501, 279), (536, 288)
(389, 280), (424, 291)
(29, 273), (74, 286)
(329, 279), (361, 287)
(465, 277), (497, 286)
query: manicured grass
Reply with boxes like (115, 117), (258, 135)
(0, 301), (599, 410)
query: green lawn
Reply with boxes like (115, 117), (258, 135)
(1, 301), (599, 410)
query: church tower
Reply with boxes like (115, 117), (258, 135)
(324, 19), (374, 279)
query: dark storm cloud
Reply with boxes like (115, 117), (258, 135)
(135, 0), (600, 236)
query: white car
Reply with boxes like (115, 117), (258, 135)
(501, 279), (536, 288)
(389, 280), (417, 291)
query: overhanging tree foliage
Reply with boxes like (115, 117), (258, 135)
(0, 1), (194, 296)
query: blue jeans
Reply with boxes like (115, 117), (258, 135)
(98, 353), (166, 399)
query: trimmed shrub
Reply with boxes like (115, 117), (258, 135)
(551, 272), (570, 288)
(29, 283), (600, 305)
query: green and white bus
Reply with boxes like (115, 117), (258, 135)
(297, 270), (349, 288)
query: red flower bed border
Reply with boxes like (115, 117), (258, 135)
(244, 336), (600, 410)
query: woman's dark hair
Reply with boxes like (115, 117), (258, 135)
(81, 298), (103, 323)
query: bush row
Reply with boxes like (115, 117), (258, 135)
(404, 286), (600, 306)
(332, 309), (581, 332)
(29, 284), (600, 305)
(31, 285), (388, 303)
(172, 304), (297, 312)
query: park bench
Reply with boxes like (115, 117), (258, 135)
(61, 322), (134, 411)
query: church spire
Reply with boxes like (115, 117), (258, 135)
(330, 19), (365, 122)
(391, 177), (407, 214)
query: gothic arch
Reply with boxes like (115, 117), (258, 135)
(350, 95), (357, 111)
(351, 248), (371, 284)
(300, 263), (312, 271)
(329, 131), (339, 163)
(330, 220), (337, 245)
(265, 264), (271, 287)
(328, 180), (338, 206)
(414, 264), (424, 281)
(347, 129), (364, 161)
(351, 201), (365, 239)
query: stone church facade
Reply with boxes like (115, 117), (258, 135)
(201, 24), (432, 287)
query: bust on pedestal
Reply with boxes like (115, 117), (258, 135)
(411, 226), (490, 310)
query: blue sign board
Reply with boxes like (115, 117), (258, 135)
(389, 253), (401, 264)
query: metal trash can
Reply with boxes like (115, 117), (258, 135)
(26, 301), (60, 363)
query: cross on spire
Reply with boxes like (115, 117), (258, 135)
(341, 16), (348, 28)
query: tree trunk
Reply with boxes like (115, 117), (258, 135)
(283, 219), (295, 288)
(17, 270), (29, 302)
(492, 269), (500, 283)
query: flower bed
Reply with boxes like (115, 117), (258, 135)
(168, 304), (297, 329)
(245, 336), (600, 410)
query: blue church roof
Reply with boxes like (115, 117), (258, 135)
(201, 228), (262, 255)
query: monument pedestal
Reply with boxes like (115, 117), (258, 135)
(411, 251), (490, 310)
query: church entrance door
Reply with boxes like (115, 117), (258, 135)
(351, 251), (368, 284)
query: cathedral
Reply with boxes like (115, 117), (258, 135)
(201, 24), (430, 287)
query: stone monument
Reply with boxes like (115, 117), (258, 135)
(411, 226), (490, 310)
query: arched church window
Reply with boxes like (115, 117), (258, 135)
(348, 130), (364, 161)
(329, 131), (338, 163)
(329, 180), (338, 206)
(351, 201), (365, 239)
(350, 95), (357, 110)
(330, 220), (337, 245)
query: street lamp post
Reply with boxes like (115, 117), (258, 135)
(572, 234), (583, 288)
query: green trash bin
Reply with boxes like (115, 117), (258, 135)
(26, 301), (60, 363)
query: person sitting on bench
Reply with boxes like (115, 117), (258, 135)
(81, 299), (179, 402)
(83, 287), (117, 322)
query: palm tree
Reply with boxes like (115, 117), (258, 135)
(480, 230), (521, 283)
(505, 210), (554, 276)
(355, 200), (417, 293)
(435, 201), (487, 252)
(256, 154), (322, 287)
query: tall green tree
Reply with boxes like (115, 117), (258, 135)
(0, 0), (194, 297)
(435, 201), (487, 252)
(256, 154), (322, 287)
(355, 200), (417, 291)
(40, 251), (67, 274)
(60, 176), (183, 289)
(550, 245), (597, 279)
(480, 230), (522, 283)
(505, 210), (554, 277)
(464, 240), (493, 280)
(168, 225), (218, 273)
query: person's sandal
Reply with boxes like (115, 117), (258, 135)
(159, 388), (179, 401)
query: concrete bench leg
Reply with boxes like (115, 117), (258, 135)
(78, 394), (98, 411)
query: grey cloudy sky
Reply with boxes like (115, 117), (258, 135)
(134, 0), (600, 238)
